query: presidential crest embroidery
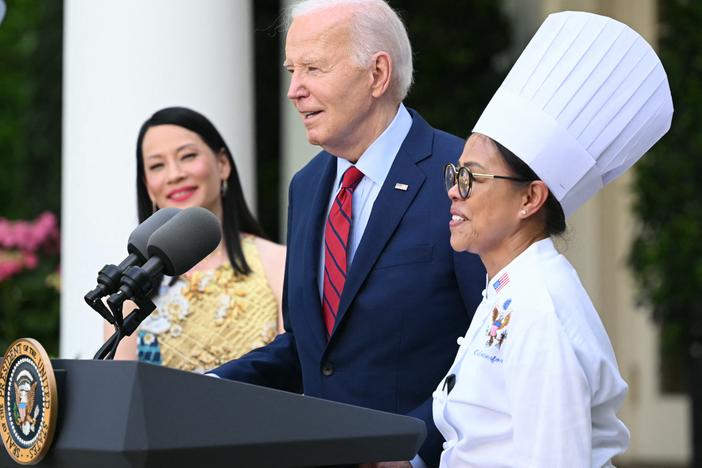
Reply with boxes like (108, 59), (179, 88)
(485, 305), (511, 348)
(0, 338), (58, 465)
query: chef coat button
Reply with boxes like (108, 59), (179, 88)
(457, 336), (464, 345)
(321, 361), (334, 376)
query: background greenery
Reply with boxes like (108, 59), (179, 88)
(0, 0), (62, 355)
(629, 0), (702, 463)
(630, 0), (699, 391)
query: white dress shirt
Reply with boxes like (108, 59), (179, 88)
(433, 238), (629, 467)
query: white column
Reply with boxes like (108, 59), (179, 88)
(61, 0), (255, 358)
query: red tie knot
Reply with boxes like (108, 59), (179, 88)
(341, 166), (364, 190)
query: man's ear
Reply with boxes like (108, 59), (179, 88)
(370, 51), (392, 98)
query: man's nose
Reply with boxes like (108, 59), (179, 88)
(287, 71), (308, 101)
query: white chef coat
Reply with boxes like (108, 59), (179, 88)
(433, 238), (629, 468)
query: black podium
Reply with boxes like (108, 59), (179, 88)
(0, 360), (425, 467)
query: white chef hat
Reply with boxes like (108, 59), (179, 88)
(473, 11), (673, 217)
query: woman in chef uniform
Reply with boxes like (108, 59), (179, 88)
(433, 11), (673, 468)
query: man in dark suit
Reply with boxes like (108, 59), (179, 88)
(212, 1), (484, 466)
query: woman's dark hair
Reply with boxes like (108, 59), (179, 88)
(493, 139), (566, 237)
(136, 106), (265, 275)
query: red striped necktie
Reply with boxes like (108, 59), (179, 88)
(322, 166), (364, 338)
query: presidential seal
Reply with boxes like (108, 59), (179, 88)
(0, 338), (57, 465)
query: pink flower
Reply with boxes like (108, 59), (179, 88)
(23, 252), (39, 269)
(0, 212), (59, 252)
(0, 212), (60, 282)
(0, 254), (24, 281)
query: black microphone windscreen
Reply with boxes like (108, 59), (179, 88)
(146, 207), (221, 276)
(127, 207), (181, 262)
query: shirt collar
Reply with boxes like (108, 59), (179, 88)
(484, 237), (557, 300)
(335, 103), (412, 187)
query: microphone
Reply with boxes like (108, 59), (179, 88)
(108, 206), (221, 307)
(84, 207), (181, 323)
(95, 207), (220, 359)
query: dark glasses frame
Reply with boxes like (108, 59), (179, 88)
(443, 163), (532, 199)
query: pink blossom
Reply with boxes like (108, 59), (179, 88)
(0, 212), (60, 282)
(23, 252), (39, 269)
(0, 211), (59, 252)
(0, 254), (24, 281)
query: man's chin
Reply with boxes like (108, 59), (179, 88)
(305, 132), (322, 147)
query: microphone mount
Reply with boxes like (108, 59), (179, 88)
(94, 263), (161, 360)
(84, 263), (125, 324)
(94, 294), (157, 360)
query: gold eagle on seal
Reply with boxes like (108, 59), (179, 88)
(14, 380), (38, 431)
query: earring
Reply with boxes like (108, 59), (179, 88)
(152, 201), (157, 213)
(221, 180), (229, 198)
(521, 209), (527, 216)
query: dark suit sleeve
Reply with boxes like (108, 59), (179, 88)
(210, 331), (302, 391)
(210, 180), (302, 393)
(407, 398), (442, 467)
(404, 256), (484, 467)
(406, 252), (485, 466)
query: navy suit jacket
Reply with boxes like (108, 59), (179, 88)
(213, 109), (485, 466)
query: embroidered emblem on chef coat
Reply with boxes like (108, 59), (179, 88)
(485, 306), (511, 348)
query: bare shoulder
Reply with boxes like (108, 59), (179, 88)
(251, 237), (286, 313)
(254, 237), (286, 276)
(252, 236), (286, 267)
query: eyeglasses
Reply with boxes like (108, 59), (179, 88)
(443, 163), (531, 199)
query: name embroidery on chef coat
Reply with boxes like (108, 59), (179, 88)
(485, 298), (512, 348)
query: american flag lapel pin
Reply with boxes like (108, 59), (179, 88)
(492, 272), (510, 293)
(394, 183), (409, 191)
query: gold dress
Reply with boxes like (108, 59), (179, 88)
(137, 236), (279, 372)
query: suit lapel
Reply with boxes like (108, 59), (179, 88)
(302, 154), (337, 345)
(331, 111), (434, 337)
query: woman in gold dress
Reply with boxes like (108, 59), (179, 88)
(109, 107), (285, 372)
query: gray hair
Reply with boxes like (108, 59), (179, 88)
(286, 0), (413, 102)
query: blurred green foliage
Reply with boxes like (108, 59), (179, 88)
(399, 0), (511, 137)
(0, 1), (63, 355)
(630, 0), (702, 389)
(0, 260), (60, 354)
